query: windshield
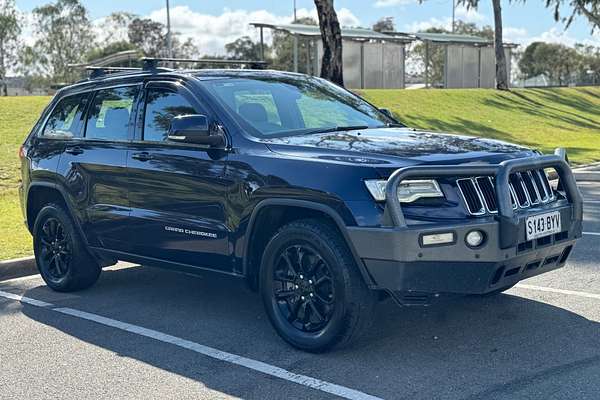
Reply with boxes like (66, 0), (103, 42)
(200, 75), (397, 138)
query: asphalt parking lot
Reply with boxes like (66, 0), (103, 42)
(1, 181), (599, 400)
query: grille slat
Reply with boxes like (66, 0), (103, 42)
(457, 169), (555, 216)
(457, 179), (485, 215)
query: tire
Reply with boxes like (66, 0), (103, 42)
(33, 203), (101, 292)
(259, 219), (376, 352)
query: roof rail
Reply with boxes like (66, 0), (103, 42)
(141, 57), (268, 70)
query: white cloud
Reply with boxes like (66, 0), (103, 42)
(454, 5), (486, 23)
(526, 27), (600, 47)
(146, 6), (360, 56)
(502, 27), (529, 43)
(404, 17), (452, 33)
(374, 0), (415, 8)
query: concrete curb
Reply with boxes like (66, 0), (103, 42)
(574, 171), (600, 182)
(0, 256), (38, 282)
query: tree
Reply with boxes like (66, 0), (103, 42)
(490, 0), (509, 89)
(372, 17), (395, 32)
(27, 0), (94, 83)
(0, 0), (21, 96)
(314, 0), (344, 86)
(85, 41), (139, 63)
(128, 17), (166, 56)
(545, 0), (600, 30)
(271, 16), (316, 72)
(99, 12), (136, 44)
(518, 41), (584, 85)
(225, 36), (266, 60)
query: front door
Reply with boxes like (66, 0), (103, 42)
(125, 81), (231, 271)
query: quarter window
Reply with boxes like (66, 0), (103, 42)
(143, 89), (198, 142)
(42, 93), (88, 138)
(85, 86), (139, 141)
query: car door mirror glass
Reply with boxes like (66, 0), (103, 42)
(167, 115), (224, 147)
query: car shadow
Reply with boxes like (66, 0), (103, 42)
(17, 265), (600, 399)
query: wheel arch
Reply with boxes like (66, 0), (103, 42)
(26, 182), (88, 246)
(242, 199), (375, 290)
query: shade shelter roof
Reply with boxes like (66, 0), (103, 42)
(250, 22), (414, 42)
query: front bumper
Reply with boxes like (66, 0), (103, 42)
(348, 155), (583, 303)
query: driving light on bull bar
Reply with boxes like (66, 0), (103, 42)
(421, 232), (455, 247)
(465, 230), (485, 248)
(364, 179), (444, 203)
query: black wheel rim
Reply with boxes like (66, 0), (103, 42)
(38, 217), (72, 281)
(272, 244), (335, 333)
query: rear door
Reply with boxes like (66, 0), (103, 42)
(125, 81), (231, 271)
(57, 84), (140, 251)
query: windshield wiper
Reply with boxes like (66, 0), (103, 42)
(305, 125), (370, 135)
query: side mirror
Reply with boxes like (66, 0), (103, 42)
(167, 115), (225, 147)
(379, 108), (394, 119)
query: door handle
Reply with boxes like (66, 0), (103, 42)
(65, 146), (84, 155)
(131, 152), (153, 161)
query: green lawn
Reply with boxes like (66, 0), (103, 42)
(0, 96), (51, 260)
(360, 87), (600, 165)
(1, 87), (600, 260)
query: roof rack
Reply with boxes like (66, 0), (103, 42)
(84, 66), (143, 79)
(141, 57), (268, 70)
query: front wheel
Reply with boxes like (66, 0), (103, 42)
(33, 203), (101, 292)
(260, 219), (376, 352)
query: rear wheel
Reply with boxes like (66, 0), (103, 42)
(33, 203), (101, 292)
(260, 219), (376, 352)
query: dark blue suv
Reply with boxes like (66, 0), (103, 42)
(19, 63), (583, 352)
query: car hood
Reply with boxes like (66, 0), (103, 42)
(261, 127), (536, 173)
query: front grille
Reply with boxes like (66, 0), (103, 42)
(457, 169), (555, 215)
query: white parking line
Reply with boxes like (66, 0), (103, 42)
(583, 232), (600, 236)
(515, 284), (600, 300)
(0, 290), (382, 400)
(0, 274), (41, 284)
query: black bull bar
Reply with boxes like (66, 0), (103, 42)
(383, 155), (584, 249)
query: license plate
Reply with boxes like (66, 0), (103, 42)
(526, 211), (561, 241)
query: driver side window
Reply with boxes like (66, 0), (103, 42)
(143, 89), (198, 142)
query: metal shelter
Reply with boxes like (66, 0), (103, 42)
(251, 23), (413, 89)
(411, 32), (517, 89)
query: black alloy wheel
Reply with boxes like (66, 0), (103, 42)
(260, 219), (376, 352)
(33, 203), (101, 292)
(272, 244), (336, 333)
(38, 217), (72, 283)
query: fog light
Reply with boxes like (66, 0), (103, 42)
(421, 232), (455, 247)
(466, 230), (485, 248)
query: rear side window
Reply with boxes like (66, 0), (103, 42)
(143, 89), (197, 142)
(85, 86), (139, 141)
(42, 93), (88, 138)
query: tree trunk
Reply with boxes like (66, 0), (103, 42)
(492, 0), (509, 90)
(314, 0), (344, 86)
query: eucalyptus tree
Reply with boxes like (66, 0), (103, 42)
(27, 0), (94, 83)
(314, 0), (344, 86)
(0, 0), (21, 95)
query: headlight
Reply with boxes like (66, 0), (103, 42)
(364, 179), (444, 203)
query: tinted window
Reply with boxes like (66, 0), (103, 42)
(42, 93), (88, 138)
(85, 86), (139, 141)
(233, 89), (282, 130)
(143, 89), (198, 141)
(202, 76), (394, 138)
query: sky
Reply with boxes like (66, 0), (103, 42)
(15, 0), (600, 56)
